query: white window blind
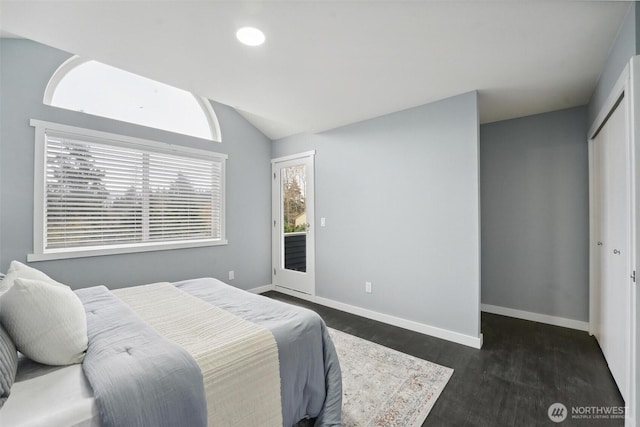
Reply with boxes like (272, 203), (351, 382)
(30, 120), (227, 261)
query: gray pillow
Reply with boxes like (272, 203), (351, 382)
(0, 323), (18, 408)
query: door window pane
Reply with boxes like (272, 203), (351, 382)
(282, 165), (306, 272)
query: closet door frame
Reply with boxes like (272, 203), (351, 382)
(588, 57), (637, 427)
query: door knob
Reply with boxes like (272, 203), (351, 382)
(597, 242), (603, 246)
(613, 249), (621, 255)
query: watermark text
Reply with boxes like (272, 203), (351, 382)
(548, 403), (626, 422)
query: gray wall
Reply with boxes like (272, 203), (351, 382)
(588, 2), (637, 125)
(273, 92), (481, 338)
(0, 39), (272, 290)
(480, 107), (589, 321)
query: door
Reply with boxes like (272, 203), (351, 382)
(592, 95), (631, 403)
(272, 152), (315, 294)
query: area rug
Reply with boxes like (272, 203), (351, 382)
(329, 328), (453, 427)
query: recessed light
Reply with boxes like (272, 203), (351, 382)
(236, 27), (265, 47)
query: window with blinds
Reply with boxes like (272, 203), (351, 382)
(30, 120), (227, 261)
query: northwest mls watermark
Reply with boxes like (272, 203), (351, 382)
(547, 402), (626, 423)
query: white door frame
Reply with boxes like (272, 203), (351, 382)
(630, 55), (640, 427)
(271, 151), (316, 295)
(588, 57), (637, 426)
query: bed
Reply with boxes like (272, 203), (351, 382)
(0, 274), (342, 427)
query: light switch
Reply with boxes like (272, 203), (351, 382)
(320, 217), (326, 227)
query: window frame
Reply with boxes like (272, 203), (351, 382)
(28, 119), (228, 262)
(43, 56), (222, 143)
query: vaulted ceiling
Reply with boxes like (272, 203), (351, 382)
(0, 1), (630, 139)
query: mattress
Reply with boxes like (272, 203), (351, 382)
(0, 357), (99, 427)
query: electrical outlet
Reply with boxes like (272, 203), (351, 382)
(228, 270), (235, 280)
(365, 281), (372, 293)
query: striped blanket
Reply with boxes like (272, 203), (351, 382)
(114, 283), (282, 426)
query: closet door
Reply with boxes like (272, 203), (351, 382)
(593, 96), (631, 403)
(591, 122), (605, 341)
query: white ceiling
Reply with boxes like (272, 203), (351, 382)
(0, 1), (631, 140)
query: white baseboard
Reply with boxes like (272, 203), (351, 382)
(481, 303), (589, 331)
(273, 285), (483, 349)
(246, 284), (275, 294)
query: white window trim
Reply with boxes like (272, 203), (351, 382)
(28, 119), (228, 262)
(43, 55), (222, 143)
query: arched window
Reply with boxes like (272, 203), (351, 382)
(43, 56), (221, 142)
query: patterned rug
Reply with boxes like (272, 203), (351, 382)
(329, 328), (454, 427)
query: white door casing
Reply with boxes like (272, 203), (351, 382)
(271, 151), (315, 295)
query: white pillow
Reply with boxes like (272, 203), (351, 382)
(0, 261), (66, 296)
(0, 278), (87, 365)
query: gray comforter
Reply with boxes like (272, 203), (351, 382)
(175, 278), (342, 426)
(76, 279), (342, 427)
(76, 286), (207, 427)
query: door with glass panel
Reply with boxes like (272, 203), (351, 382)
(272, 152), (315, 295)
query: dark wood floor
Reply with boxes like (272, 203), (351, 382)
(264, 291), (625, 427)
